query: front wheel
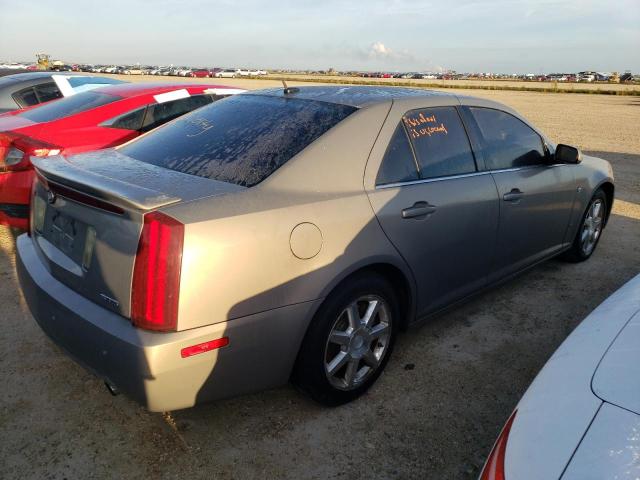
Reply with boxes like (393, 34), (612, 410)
(561, 189), (607, 262)
(293, 273), (398, 406)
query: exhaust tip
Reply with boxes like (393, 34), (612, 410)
(105, 380), (120, 396)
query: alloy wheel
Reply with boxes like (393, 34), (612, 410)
(324, 295), (392, 391)
(580, 198), (604, 256)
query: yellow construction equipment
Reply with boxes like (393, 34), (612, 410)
(36, 53), (50, 70)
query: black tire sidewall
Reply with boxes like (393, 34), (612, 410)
(293, 273), (399, 406)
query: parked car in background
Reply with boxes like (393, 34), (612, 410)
(0, 72), (126, 113)
(215, 68), (241, 78)
(479, 274), (640, 480)
(190, 69), (210, 78)
(0, 83), (244, 229)
(16, 86), (613, 412)
(122, 67), (144, 75)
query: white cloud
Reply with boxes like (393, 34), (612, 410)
(367, 41), (416, 63)
(369, 41), (393, 58)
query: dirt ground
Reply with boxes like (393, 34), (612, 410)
(1, 81), (639, 480)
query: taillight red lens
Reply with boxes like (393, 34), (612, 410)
(479, 410), (517, 480)
(131, 211), (184, 332)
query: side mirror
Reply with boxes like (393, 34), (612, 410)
(555, 144), (582, 164)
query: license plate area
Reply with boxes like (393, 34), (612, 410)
(42, 207), (89, 267)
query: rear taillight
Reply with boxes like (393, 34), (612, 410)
(131, 211), (184, 332)
(479, 410), (517, 480)
(4, 147), (25, 167)
(0, 134), (62, 172)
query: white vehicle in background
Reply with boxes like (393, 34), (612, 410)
(479, 273), (640, 480)
(1, 63), (30, 69)
(248, 69), (268, 76)
(215, 68), (241, 78)
(122, 67), (144, 75)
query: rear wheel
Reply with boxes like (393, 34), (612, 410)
(293, 273), (398, 406)
(561, 189), (607, 262)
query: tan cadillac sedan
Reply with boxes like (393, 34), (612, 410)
(17, 86), (614, 411)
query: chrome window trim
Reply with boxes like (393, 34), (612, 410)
(375, 163), (567, 189)
(376, 170), (491, 189)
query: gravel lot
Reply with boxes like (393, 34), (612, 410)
(1, 82), (639, 479)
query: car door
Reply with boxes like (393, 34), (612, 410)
(462, 105), (576, 281)
(366, 103), (500, 317)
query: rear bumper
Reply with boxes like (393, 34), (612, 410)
(16, 234), (320, 411)
(0, 169), (33, 229)
(0, 206), (28, 230)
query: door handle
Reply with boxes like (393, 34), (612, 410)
(402, 201), (437, 219)
(503, 189), (524, 202)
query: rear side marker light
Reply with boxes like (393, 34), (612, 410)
(131, 211), (184, 332)
(181, 337), (229, 358)
(480, 410), (517, 480)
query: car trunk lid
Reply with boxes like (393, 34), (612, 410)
(31, 150), (243, 319)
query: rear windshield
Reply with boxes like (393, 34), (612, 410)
(18, 91), (120, 123)
(119, 94), (357, 187)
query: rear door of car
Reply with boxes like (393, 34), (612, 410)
(365, 100), (499, 317)
(460, 103), (576, 281)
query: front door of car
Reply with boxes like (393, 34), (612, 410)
(366, 105), (500, 317)
(462, 106), (576, 281)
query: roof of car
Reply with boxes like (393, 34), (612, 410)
(95, 82), (225, 98)
(247, 85), (454, 107)
(0, 72), (56, 85)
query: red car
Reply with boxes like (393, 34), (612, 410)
(189, 69), (210, 78)
(0, 83), (244, 229)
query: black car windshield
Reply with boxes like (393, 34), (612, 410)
(18, 91), (121, 123)
(119, 94), (357, 187)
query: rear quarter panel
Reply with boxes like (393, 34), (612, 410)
(162, 101), (416, 331)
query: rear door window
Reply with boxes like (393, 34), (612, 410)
(469, 107), (546, 170)
(402, 107), (476, 179)
(12, 87), (39, 107)
(120, 95), (356, 187)
(376, 123), (419, 186)
(33, 82), (63, 103)
(103, 107), (147, 131)
(140, 95), (213, 132)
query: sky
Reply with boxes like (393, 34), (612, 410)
(0, 0), (638, 73)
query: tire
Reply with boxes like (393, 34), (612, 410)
(293, 273), (398, 406)
(561, 188), (607, 262)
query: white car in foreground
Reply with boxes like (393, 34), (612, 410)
(480, 273), (640, 480)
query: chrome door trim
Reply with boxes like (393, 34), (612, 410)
(375, 164), (570, 190)
(376, 171), (492, 190)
